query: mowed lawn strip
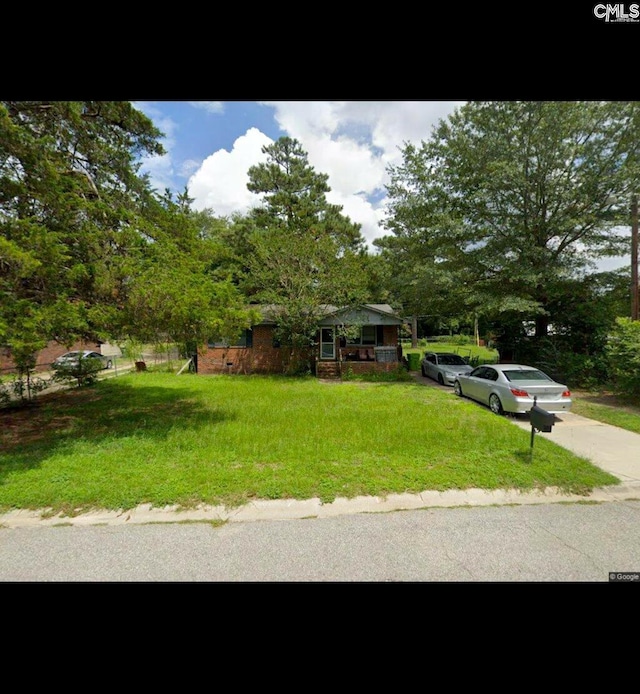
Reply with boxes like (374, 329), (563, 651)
(0, 372), (618, 515)
(571, 393), (640, 435)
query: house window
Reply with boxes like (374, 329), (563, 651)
(361, 325), (376, 345)
(208, 329), (253, 348)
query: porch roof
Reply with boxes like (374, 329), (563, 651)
(318, 304), (404, 326)
(251, 304), (404, 326)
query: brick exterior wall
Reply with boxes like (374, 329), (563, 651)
(0, 340), (103, 374)
(317, 361), (400, 379)
(198, 323), (400, 378)
(199, 325), (310, 375)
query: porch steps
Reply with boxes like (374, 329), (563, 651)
(316, 361), (341, 379)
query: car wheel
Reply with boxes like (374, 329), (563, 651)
(453, 380), (463, 397)
(489, 393), (504, 415)
(421, 365), (427, 377)
(437, 373), (444, 385)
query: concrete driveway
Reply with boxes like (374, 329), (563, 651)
(410, 370), (640, 487)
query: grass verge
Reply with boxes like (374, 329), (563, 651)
(0, 372), (619, 516)
(571, 390), (640, 435)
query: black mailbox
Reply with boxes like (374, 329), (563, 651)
(530, 404), (555, 433)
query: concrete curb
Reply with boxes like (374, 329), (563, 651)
(2, 482), (640, 529)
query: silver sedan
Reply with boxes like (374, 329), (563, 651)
(52, 350), (113, 371)
(421, 352), (473, 386)
(453, 364), (572, 415)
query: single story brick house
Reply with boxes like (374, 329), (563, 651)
(198, 303), (405, 378)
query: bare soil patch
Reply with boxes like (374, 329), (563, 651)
(1, 387), (98, 446)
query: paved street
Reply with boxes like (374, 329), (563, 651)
(1, 500), (639, 582)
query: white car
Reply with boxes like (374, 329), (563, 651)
(421, 352), (473, 386)
(453, 363), (572, 415)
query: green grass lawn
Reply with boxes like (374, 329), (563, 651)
(402, 341), (499, 365)
(0, 372), (620, 516)
(571, 391), (640, 435)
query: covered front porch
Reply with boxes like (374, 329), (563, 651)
(315, 304), (404, 379)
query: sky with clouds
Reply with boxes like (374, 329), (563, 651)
(135, 100), (631, 273)
(135, 101), (465, 250)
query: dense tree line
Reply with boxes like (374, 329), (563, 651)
(1, 106), (376, 379)
(0, 101), (256, 376)
(2, 100), (638, 392)
(377, 100), (640, 385)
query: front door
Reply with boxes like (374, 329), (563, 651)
(320, 327), (335, 359)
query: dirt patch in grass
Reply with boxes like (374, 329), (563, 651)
(2, 413), (78, 446)
(0, 388), (97, 446)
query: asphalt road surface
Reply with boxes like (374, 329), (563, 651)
(2, 500), (640, 582)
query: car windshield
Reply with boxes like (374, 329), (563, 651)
(503, 369), (552, 382)
(438, 355), (466, 366)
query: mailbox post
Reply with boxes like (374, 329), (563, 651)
(529, 396), (555, 457)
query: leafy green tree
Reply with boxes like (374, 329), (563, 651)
(605, 317), (640, 396)
(375, 230), (472, 345)
(486, 269), (629, 385)
(0, 100), (165, 373)
(243, 137), (371, 372)
(116, 190), (260, 360)
(357, 251), (395, 305)
(190, 208), (258, 289)
(0, 104), (257, 383)
(382, 101), (640, 345)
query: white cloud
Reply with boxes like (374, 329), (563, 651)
(143, 101), (465, 246)
(257, 101), (465, 249)
(188, 127), (273, 216)
(187, 101), (224, 114)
